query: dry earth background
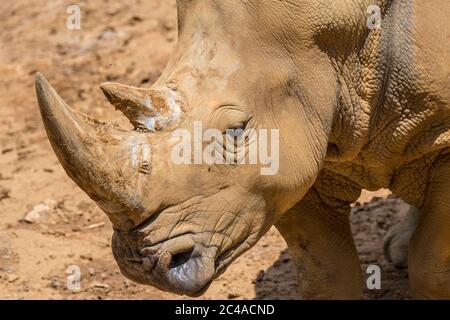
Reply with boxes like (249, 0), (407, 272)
(0, 0), (411, 300)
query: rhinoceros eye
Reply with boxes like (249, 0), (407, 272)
(228, 122), (246, 131)
(213, 106), (249, 133)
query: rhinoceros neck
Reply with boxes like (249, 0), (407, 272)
(324, 1), (401, 165)
(324, 0), (450, 194)
(362, 0), (417, 164)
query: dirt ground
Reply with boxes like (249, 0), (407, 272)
(0, 0), (411, 300)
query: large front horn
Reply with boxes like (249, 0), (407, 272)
(35, 73), (150, 229)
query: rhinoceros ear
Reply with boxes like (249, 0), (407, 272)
(100, 82), (184, 132)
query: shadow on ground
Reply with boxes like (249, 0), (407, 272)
(254, 196), (412, 300)
(254, 249), (298, 300)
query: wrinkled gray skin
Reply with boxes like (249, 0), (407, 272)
(36, 0), (450, 299)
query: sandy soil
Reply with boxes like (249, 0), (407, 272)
(0, 0), (411, 300)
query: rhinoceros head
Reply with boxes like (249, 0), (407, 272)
(36, 0), (344, 296)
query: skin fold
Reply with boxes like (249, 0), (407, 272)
(35, 0), (450, 299)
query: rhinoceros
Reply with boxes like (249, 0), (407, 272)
(35, 0), (449, 299)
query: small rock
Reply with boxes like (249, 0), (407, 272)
(7, 274), (19, 283)
(98, 27), (117, 41)
(123, 280), (131, 288)
(23, 210), (41, 223)
(0, 186), (10, 201)
(23, 199), (57, 223)
(88, 268), (96, 276)
(227, 292), (240, 299)
(80, 254), (93, 261)
(50, 279), (61, 288)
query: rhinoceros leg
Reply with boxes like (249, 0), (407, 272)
(408, 152), (450, 299)
(383, 206), (419, 269)
(276, 190), (362, 300)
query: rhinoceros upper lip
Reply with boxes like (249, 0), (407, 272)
(137, 229), (247, 277)
(140, 231), (196, 251)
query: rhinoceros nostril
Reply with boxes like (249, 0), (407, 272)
(170, 249), (194, 269)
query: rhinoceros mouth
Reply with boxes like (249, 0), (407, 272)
(112, 228), (249, 296)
